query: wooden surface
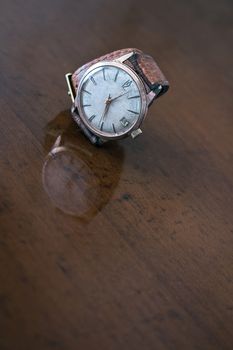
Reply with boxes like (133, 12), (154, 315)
(0, 0), (233, 349)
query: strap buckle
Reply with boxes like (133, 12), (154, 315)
(65, 73), (76, 103)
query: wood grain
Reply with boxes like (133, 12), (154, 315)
(0, 0), (233, 349)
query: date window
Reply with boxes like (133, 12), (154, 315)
(120, 117), (129, 127)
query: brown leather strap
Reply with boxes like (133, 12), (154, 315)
(126, 51), (169, 97)
(71, 48), (169, 98)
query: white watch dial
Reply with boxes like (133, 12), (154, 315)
(77, 64), (143, 137)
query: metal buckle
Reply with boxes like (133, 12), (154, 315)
(65, 73), (76, 103)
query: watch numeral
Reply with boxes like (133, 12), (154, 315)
(82, 104), (91, 107)
(103, 68), (106, 80)
(127, 109), (139, 115)
(83, 89), (92, 95)
(122, 80), (132, 89)
(120, 117), (129, 127)
(112, 123), (116, 133)
(100, 121), (104, 130)
(90, 76), (97, 85)
(114, 70), (119, 82)
(128, 95), (140, 99)
(89, 115), (96, 122)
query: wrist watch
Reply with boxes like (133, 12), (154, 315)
(65, 48), (169, 145)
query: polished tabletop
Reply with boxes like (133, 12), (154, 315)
(0, 0), (233, 349)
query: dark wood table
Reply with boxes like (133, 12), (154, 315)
(0, 0), (232, 349)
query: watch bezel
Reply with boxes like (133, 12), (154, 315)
(75, 60), (148, 140)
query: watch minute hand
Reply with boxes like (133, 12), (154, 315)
(111, 91), (128, 102)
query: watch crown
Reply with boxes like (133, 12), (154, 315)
(131, 128), (142, 139)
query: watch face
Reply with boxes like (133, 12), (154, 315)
(76, 61), (147, 139)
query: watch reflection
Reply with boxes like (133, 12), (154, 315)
(42, 110), (124, 220)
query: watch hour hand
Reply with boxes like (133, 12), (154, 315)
(99, 94), (111, 126)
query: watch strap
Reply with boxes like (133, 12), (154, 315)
(71, 105), (104, 146)
(126, 51), (169, 97)
(71, 48), (169, 98)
